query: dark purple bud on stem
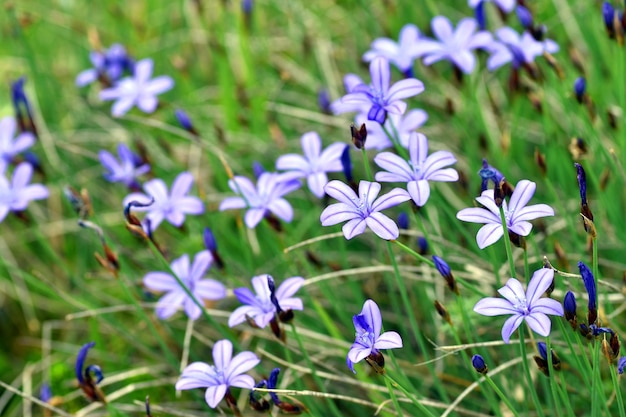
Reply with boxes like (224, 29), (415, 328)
(397, 212), (409, 230)
(350, 123), (367, 149)
(175, 109), (198, 136)
(494, 178), (506, 208)
(417, 236), (428, 255)
(574, 77), (586, 104)
(252, 161), (265, 178)
(472, 354), (487, 374)
(517, 5), (533, 29)
(475, 1), (487, 30)
(145, 396), (152, 417)
(433, 256), (459, 294)
(578, 261), (597, 325)
(564, 291), (577, 329)
(603, 2), (616, 37)
(434, 300), (452, 325)
(267, 368), (282, 405)
(317, 89), (331, 114)
(365, 351), (385, 374)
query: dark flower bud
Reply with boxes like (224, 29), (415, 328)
(508, 230), (527, 250)
(479, 159), (504, 192)
(564, 291), (577, 329)
(249, 380), (271, 412)
(433, 256), (458, 295)
(143, 396), (152, 416)
(317, 89), (331, 114)
(417, 236), (428, 255)
(350, 123), (367, 149)
(242, 0), (253, 14)
(434, 300), (452, 325)
(603, 2), (617, 38)
(175, 109), (198, 136)
(517, 6), (533, 29)
(538, 342), (561, 368)
(530, 24), (546, 42)
(472, 354), (487, 374)
(11, 77), (38, 137)
(340, 145), (353, 182)
(494, 177), (506, 208)
(578, 261), (597, 325)
(397, 212), (409, 230)
(365, 351), (385, 374)
(574, 77), (586, 104)
(253, 161), (265, 178)
(610, 332), (621, 359)
(618, 356), (626, 374)
(75, 342), (106, 402)
(203, 227), (218, 252)
(475, 1), (487, 30)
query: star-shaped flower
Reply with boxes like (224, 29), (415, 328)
(276, 132), (346, 198)
(355, 109), (428, 150)
(374, 132), (458, 206)
(486, 27), (559, 71)
(143, 250), (226, 320)
(228, 274), (304, 328)
(219, 172), (300, 229)
(413, 16), (493, 74)
(363, 24), (423, 77)
(176, 339), (260, 408)
(456, 179), (554, 249)
(123, 171), (204, 231)
(473, 268), (564, 343)
(0, 116), (35, 163)
(341, 57), (425, 124)
(320, 180), (410, 240)
(347, 299), (402, 373)
(330, 74), (370, 115)
(0, 163), (49, 223)
(99, 58), (173, 117)
(99, 143), (149, 188)
(76, 44), (134, 87)
(468, 0), (515, 13)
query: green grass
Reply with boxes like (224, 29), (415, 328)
(1, 0), (626, 416)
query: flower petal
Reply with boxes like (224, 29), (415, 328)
(386, 78), (425, 102)
(366, 212), (400, 240)
(374, 152), (413, 182)
(213, 339), (232, 370)
(228, 305), (262, 327)
(320, 202), (360, 226)
(143, 272), (177, 292)
(532, 298), (564, 316)
(501, 314), (524, 343)
(525, 312), (552, 337)
(195, 279), (227, 301)
(498, 278), (527, 304)
(456, 207), (500, 224)
(347, 344), (372, 365)
(226, 351), (260, 381)
(370, 188), (410, 212)
(155, 290), (186, 319)
(275, 277), (305, 300)
(219, 196), (247, 211)
(475, 223), (504, 248)
(473, 297), (518, 316)
(324, 180), (358, 205)
(276, 154), (308, 172)
(145, 76), (174, 95)
(267, 198), (293, 222)
(205, 384), (227, 408)
(508, 180), (536, 214)
(342, 218), (367, 239)
(370, 57), (390, 94)
(407, 179), (430, 207)
(432, 16), (453, 41)
(525, 268), (555, 304)
(228, 374), (255, 389)
(360, 299), (382, 336)
(301, 131), (321, 160)
(374, 330), (403, 349)
(512, 204), (555, 222)
(245, 208), (266, 228)
(307, 172), (328, 198)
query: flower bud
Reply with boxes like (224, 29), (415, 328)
(472, 354), (487, 374)
(350, 123), (367, 149)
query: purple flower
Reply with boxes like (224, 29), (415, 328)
(486, 27), (559, 71)
(347, 299), (402, 373)
(341, 57), (425, 124)
(76, 44), (134, 87)
(219, 172), (300, 229)
(228, 274), (304, 328)
(75, 342), (105, 401)
(99, 143), (149, 188)
(355, 108), (428, 150)
(143, 250), (226, 320)
(99, 58), (174, 117)
(468, 0), (515, 13)
(123, 171), (204, 231)
(374, 132), (458, 206)
(456, 179), (554, 249)
(330, 74), (370, 115)
(0, 116), (35, 163)
(276, 132), (346, 198)
(473, 268), (564, 343)
(176, 339), (260, 408)
(362, 24), (423, 77)
(320, 180), (410, 240)
(0, 163), (49, 222)
(413, 16), (493, 74)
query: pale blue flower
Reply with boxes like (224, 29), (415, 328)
(363, 24), (423, 77)
(0, 116), (35, 163)
(0, 163), (49, 222)
(99, 143), (149, 188)
(474, 268), (563, 343)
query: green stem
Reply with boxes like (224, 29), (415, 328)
(382, 373), (404, 417)
(289, 323), (343, 417)
(523, 248), (530, 283)
(610, 365), (625, 417)
(361, 147), (373, 181)
(545, 337), (562, 417)
(483, 373), (521, 417)
(391, 239), (434, 267)
(383, 373), (437, 417)
(498, 205), (516, 278)
(381, 123), (409, 160)
(518, 326), (545, 417)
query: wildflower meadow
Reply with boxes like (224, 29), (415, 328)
(3, 1), (626, 416)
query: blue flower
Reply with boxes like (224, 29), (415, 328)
(99, 143), (150, 188)
(347, 299), (403, 373)
(0, 116), (35, 164)
(618, 356), (626, 374)
(99, 58), (174, 117)
(362, 24), (423, 77)
(76, 44), (134, 87)
(473, 268), (564, 343)
(341, 57), (424, 124)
